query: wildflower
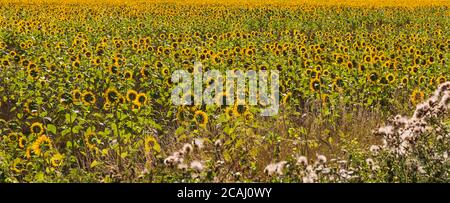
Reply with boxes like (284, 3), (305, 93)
(182, 143), (193, 154)
(193, 138), (204, 150)
(316, 154), (327, 165)
(296, 156), (308, 166)
(214, 139), (223, 147)
(190, 160), (204, 172)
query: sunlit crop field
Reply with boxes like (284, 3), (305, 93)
(0, 0), (449, 182)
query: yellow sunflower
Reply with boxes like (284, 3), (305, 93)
(82, 91), (96, 106)
(50, 153), (64, 167)
(194, 110), (208, 127)
(31, 135), (52, 156)
(126, 89), (138, 102)
(30, 122), (44, 135)
(410, 89), (425, 106)
(104, 88), (121, 104)
(135, 93), (148, 106)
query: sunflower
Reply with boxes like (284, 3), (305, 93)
(418, 76), (427, 86)
(309, 79), (321, 92)
(401, 76), (409, 86)
(194, 110), (208, 127)
(82, 91), (96, 106)
(233, 104), (248, 116)
(28, 67), (39, 79)
(31, 135), (52, 156)
(385, 73), (396, 84)
(367, 71), (379, 83)
(140, 67), (150, 78)
(410, 89), (425, 106)
(243, 111), (254, 121)
(50, 153), (64, 167)
(103, 102), (111, 110)
(108, 65), (119, 75)
(84, 132), (97, 150)
(72, 89), (82, 102)
(123, 70), (133, 80)
(144, 136), (159, 153)
(6, 132), (20, 143)
(176, 107), (191, 121)
(161, 67), (170, 77)
(30, 122), (44, 135)
(437, 76), (446, 84)
(105, 88), (120, 104)
(126, 89), (138, 102)
(24, 100), (39, 116)
(282, 92), (292, 105)
(18, 136), (27, 149)
(135, 93), (148, 106)
(364, 55), (372, 63)
(11, 158), (24, 173)
(358, 64), (366, 72)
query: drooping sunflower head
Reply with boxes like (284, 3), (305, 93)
(140, 67), (150, 78)
(282, 92), (292, 105)
(30, 122), (44, 135)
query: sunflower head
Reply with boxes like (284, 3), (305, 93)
(367, 71), (379, 83)
(30, 122), (44, 135)
(50, 153), (64, 167)
(233, 104), (248, 116)
(194, 110), (208, 127)
(84, 132), (98, 150)
(135, 93), (148, 106)
(31, 135), (52, 156)
(72, 89), (82, 102)
(18, 136), (27, 149)
(82, 91), (96, 106)
(410, 89), (425, 106)
(105, 88), (121, 104)
(28, 67), (40, 79)
(126, 90), (138, 102)
(309, 79), (321, 92)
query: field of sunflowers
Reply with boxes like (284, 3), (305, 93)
(0, 0), (449, 183)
